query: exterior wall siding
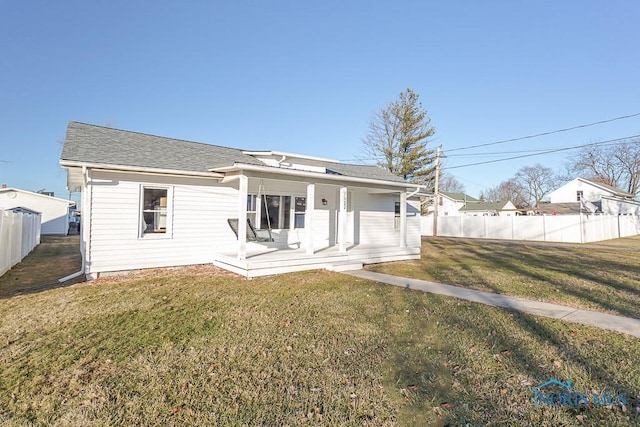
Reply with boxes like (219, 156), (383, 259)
(86, 171), (421, 275)
(549, 179), (613, 203)
(0, 191), (70, 235)
(87, 171), (237, 274)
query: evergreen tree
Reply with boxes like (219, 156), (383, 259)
(363, 88), (436, 184)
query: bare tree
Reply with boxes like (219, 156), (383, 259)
(481, 178), (529, 208)
(363, 88), (436, 184)
(569, 139), (640, 196)
(439, 173), (465, 193)
(515, 163), (556, 208)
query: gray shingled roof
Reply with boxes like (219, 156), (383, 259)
(61, 122), (409, 183)
(459, 201), (515, 211)
(442, 192), (478, 202)
(579, 178), (634, 198)
(61, 122), (264, 173)
(325, 163), (406, 183)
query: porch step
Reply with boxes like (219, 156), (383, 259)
(326, 261), (364, 272)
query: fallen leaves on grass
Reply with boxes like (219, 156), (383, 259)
(170, 403), (185, 415)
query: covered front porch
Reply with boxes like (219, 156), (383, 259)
(214, 165), (422, 277)
(213, 243), (421, 278)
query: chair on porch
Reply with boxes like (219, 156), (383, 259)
(227, 218), (274, 242)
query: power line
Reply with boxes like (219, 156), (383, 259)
(443, 134), (640, 170)
(445, 112), (640, 153)
(339, 112), (640, 163)
(445, 148), (563, 157)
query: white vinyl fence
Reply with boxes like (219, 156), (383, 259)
(421, 214), (640, 244)
(0, 208), (41, 277)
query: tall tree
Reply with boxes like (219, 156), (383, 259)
(363, 88), (436, 184)
(569, 139), (640, 196)
(515, 163), (556, 208)
(481, 178), (529, 208)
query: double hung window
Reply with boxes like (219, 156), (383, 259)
(141, 187), (171, 237)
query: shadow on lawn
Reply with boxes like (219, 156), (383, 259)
(465, 245), (640, 318)
(387, 285), (640, 425)
(422, 239), (640, 319)
(0, 235), (83, 298)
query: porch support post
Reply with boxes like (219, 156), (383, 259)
(237, 173), (248, 260)
(399, 191), (407, 248)
(339, 186), (348, 253)
(305, 182), (315, 255)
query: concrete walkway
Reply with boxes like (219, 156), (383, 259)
(345, 270), (640, 339)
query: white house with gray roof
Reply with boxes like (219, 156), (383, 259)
(547, 178), (640, 215)
(60, 122), (422, 279)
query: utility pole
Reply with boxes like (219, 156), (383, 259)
(432, 145), (441, 237)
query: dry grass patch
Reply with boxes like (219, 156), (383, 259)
(367, 237), (640, 318)
(0, 235), (81, 296)
(0, 270), (639, 425)
(596, 235), (640, 248)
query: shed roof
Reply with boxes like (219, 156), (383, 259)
(0, 188), (75, 206)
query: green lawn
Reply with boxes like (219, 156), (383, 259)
(0, 235), (81, 296)
(1, 268), (638, 426)
(367, 237), (640, 318)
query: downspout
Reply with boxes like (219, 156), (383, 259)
(407, 186), (421, 199)
(58, 166), (87, 282)
(276, 155), (287, 166)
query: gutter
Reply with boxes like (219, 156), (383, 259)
(60, 160), (224, 179)
(58, 165), (88, 283)
(211, 163), (421, 190)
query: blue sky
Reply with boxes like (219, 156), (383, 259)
(1, 1), (639, 202)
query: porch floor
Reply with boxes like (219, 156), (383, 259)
(213, 243), (421, 278)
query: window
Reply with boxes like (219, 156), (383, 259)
(141, 187), (169, 235)
(394, 201), (401, 229)
(438, 196), (443, 206)
(294, 197), (306, 228)
(577, 190), (583, 201)
(247, 195), (257, 225)
(256, 194), (306, 230)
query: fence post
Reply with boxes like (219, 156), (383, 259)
(511, 215), (515, 241)
(617, 214), (621, 239)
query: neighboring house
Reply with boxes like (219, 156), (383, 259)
(430, 192), (479, 216)
(60, 122), (422, 279)
(547, 178), (640, 215)
(0, 187), (75, 234)
(458, 200), (518, 216)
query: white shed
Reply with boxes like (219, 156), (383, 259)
(0, 188), (75, 235)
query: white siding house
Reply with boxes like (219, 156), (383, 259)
(428, 192), (478, 216)
(547, 178), (639, 215)
(458, 200), (518, 216)
(61, 122), (422, 279)
(0, 188), (74, 235)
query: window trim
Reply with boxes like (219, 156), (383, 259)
(139, 185), (173, 239)
(394, 201), (401, 230)
(251, 192), (307, 230)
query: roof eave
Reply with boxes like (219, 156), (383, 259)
(242, 150), (339, 164)
(0, 188), (76, 205)
(211, 163), (421, 189)
(60, 159), (225, 179)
